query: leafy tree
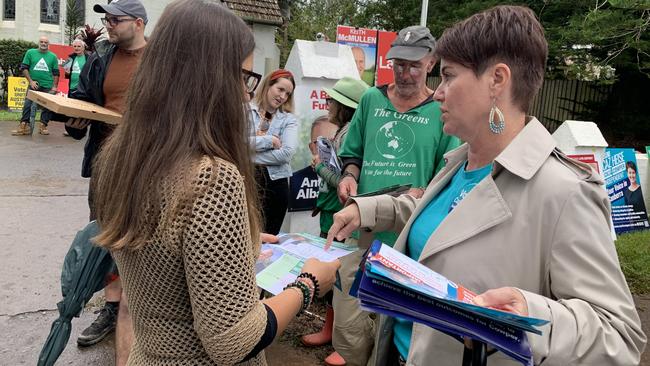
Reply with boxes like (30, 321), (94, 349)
(65, 0), (85, 45)
(0, 39), (38, 107)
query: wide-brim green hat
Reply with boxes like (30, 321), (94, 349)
(323, 77), (369, 109)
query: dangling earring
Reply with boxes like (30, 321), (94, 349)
(489, 99), (505, 134)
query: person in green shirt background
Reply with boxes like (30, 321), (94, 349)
(302, 76), (369, 366)
(64, 39), (90, 92)
(12, 36), (60, 136)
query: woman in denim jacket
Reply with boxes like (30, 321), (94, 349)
(250, 69), (299, 234)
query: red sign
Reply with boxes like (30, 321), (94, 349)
(376, 30), (397, 86)
(567, 154), (600, 174)
(48, 44), (74, 96)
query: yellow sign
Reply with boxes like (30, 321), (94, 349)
(8, 77), (28, 110)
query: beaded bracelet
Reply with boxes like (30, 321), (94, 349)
(296, 277), (315, 299)
(284, 280), (312, 314)
(298, 272), (320, 298)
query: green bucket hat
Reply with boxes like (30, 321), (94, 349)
(324, 77), (369, 109)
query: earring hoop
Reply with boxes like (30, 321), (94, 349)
(489, 100), (505, 134)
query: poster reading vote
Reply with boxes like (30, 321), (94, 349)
(336, 25), (378, 86)
(602, 148), (649, 234)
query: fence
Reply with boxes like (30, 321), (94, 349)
(426, 76), (612, 133)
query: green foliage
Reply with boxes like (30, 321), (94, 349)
(616, 230), (650, 294)
(0, 39), (38, 108)
(65, 0), (85, 45)
(79, 24), (105, 53)
(277, 0), (366, 66)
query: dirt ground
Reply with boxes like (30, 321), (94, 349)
(267, 301), (335, 366)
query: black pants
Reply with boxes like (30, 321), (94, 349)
(21, 86), (52, 125)
(255, 166), (289, 235)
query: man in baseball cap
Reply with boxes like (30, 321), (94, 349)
(332, 25), (460, 366)
(94, 0), (148, 25)
(386, 25), (437, 98)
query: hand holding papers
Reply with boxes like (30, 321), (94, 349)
(316, 136), (341, 173)
(255, 233), (354, 295)
(353, 241), (549, 366)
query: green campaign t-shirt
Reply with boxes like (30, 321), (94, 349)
(339, 86), (461, 245)
(70, 54), (86, 90)
(22, 49), (59, 89)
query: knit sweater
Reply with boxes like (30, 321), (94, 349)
(113, 157), (268, 365)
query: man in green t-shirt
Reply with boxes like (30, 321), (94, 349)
(331, 25), (461, 365)
(11, 36), (60, 136)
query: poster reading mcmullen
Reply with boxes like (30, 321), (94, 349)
(603, 148), (650, 234)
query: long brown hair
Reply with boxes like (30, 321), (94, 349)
(93, 0), (259, 250)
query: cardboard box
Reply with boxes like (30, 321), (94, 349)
(26, 90), (122, 125)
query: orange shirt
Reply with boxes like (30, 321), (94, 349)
(103, 47), (145, 114)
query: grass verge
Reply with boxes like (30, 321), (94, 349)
(616, 230), (650, 294)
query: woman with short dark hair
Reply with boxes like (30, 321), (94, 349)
(328, 5), (646, 365)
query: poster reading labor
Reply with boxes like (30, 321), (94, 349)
(7, 77), (29, 110)
(376, 30), (398, 86)
(602, 148), (649, 234)
(336, 25), (378, 86)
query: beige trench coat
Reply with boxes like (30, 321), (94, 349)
(352, 119), (646, 366)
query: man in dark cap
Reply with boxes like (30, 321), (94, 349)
(61, 0), (147, 364)
(331, 26), (461, 366)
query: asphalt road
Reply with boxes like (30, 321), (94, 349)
(0, 121), (115, 365)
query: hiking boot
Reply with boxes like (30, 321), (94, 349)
(77, 304), (117, 347)
(38, 122), (49, 135)
(11, 122), (30, 136)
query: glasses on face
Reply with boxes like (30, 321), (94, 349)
(393, 62), (424, 77)
(100, 16), (136, 27)
(242, 69), (262, 94)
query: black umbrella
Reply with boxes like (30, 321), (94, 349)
(37, 221), (115, 366)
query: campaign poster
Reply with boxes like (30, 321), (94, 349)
(7, 77), (28, 110)
(602, 148), (649, 234)
(288, 166), (319, 212)
(567, 154), (600, 174)
(336, 25), (378, 86)
(48, 43), (74, 96)
(376, 30), (397, 86)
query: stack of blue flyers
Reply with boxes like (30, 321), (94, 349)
(352, 241), (549, 366)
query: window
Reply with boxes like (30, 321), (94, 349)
(41, 0), (60, 24)
(4, 0), (16, 20)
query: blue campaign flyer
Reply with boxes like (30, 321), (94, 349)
(602, 148), (649, 234)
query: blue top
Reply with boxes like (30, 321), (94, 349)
(249, 102), (299, 180)
(393, 162), (493, 359)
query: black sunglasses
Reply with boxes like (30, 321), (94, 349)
(242, 69), (262, 94)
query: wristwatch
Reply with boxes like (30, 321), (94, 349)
(341, 171), (357, 182)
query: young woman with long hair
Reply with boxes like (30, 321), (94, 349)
(92, 1), (339, 364)
(250, 70), (298, 234)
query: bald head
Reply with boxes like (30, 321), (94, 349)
(38, 36), (49, 52)
(351, 47), (366, 77)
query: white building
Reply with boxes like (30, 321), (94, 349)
(0, 0), (282, 75)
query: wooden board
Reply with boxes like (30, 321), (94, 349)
(26, 90), (122, 125)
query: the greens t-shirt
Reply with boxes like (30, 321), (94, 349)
(339, 86), (461, 245)
(70, 54), (86, 90)
(22, 49), (59, 89)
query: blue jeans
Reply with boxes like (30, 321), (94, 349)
(20, 86), (53, 125)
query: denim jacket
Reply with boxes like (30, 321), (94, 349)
(249, 102), (298, 180)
